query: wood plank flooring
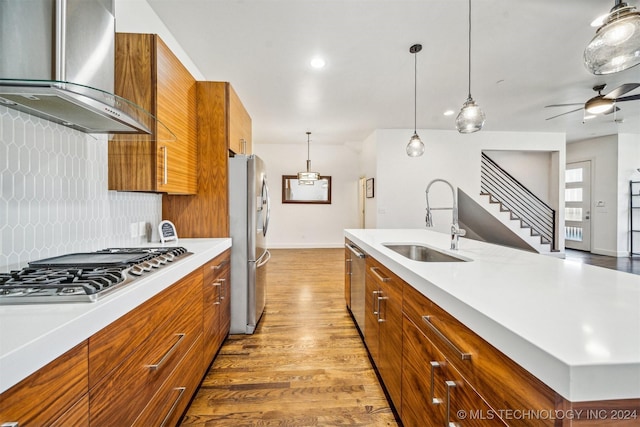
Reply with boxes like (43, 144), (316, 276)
(180, 248), (399, 427)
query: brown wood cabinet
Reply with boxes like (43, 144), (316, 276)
(0, 250), (234, 427)
(364, 256), (403, 416)
(349, 251), (640, 427)
(403, 283), (554, 427)
(88, 269), (204, 426)
(109, 33), (197, 194)
(203, 248), (231, 371)
(0, 342), (89, 426)
(228, 83), (252, 155)
(163, 81), (251, 237)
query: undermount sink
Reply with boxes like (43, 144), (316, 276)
(383, 244), (469, 263)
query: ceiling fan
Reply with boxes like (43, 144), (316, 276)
(545, 83), (640, 120)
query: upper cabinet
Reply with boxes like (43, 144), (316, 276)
(162, 81), (252, 238)
(228, 84), (252, 155)
(108, 33), (197, 194)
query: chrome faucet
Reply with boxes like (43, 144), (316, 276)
(425, 179), (466, 250)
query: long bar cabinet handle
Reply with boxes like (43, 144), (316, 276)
(159, 387), (186, 427)
(422, 316), (472, 361)
(377, 295), (388, 322)
(146, 333), (186, 370)
(219, 278), (226, 300)
(161, 146), (168, 185)
(369, 266), (390, 282)
(372, 290), (380, 315)
(430, 361), (443, 405)
(446, 380), (460, 427)
(212, 281), (222, 304)
(211, 260), (229, 270)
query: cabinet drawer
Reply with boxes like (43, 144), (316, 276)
(89, 271), (204, 426)
(0, 341), (88, 426)
(89, 269), (203, 387)
(133, 333), (204, 427)
(403, 283), (556, 425)
(50, 393), (89, 427)
(403, 314), (507, 427)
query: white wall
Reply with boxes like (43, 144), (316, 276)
(566, 133), (640, 257)
(483, 150), (553, 203)
(253, 143), (361, 248)
(367, 129), (566, 247)
(114, 0), (205, 80)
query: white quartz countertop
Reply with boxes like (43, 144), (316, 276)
(345, 229), (640, 402)
(0, 238), (231, 394)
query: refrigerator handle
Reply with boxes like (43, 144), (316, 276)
(262, 178), (271, 237)
(256, 249), (271, 268)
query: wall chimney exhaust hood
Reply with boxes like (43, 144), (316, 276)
(0, 0), (171, 139)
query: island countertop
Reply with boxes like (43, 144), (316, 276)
(0, 238), (231, 394)
(345, 229), (640, 403)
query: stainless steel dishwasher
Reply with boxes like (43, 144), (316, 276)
(346, 241), (366, 334)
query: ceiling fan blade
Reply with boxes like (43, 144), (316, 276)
(604, 83), (640, 99)
(545, 108), (583, 120)
(604, 106), (621, 115)
(613, 93), (640, 102)
(544, 103), (584, 108)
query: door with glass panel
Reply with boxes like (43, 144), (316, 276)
(565, 161), (591, 251)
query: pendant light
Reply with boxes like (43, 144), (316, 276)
(406, 44), (425, 157)
(297, 131), (320, 185)
(584, 0), (640, 75)
(456, 0), (485, 134)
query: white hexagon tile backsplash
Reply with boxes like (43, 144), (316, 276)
(0, 106), (162, 271)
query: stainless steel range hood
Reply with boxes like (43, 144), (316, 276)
(0, 0), (157, 136)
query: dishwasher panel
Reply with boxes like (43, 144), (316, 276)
(346, 242), (366, 335)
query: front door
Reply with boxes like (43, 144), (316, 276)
(565, 161), (591, 251)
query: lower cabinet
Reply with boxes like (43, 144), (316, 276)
(364, 256), (403, 416)
(402, 314), (507, 427)
(0, 342), (89, 426)
(89, 269), (204, 426)
(203, 249), (231, 371)
(0, 251), (232, 427)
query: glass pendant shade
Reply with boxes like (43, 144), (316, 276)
(298, 132), (319, 184)
(406, 44), (424, 157)
(584, 4), (640, 75)
(456, 97), (485, 133)
(406, 132), (425, 157)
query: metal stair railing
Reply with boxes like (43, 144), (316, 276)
(480, 153), (555, 250)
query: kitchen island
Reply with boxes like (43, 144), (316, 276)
(345, 229), (640, 407)
(0, 238), (231, 395)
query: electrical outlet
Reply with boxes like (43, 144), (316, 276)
(130, 223), (138, 238)
(138, 221), (146, 237)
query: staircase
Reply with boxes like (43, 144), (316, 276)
(479, 153), (556, 254)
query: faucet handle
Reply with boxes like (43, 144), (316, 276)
(458, 228), (466, 236)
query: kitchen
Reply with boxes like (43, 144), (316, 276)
(1, 0), (640, 426)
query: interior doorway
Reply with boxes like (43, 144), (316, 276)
(565, 160), (592, 251)
(358, 177), (366, 228)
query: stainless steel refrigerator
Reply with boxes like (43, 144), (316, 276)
(229, 154), (271, 334)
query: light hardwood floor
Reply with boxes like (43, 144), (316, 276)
(180, 248), (399, 426)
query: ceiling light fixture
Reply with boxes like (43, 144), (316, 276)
(456, 0), (485, 134)
(310, 57), (326, 69)
(406, 43), (425, 157)
(584, 0), (640, 75)
(298, 131), (320, 185)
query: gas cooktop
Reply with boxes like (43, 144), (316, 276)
(0, 247), (191, 304)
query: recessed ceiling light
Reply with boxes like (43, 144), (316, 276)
(443, 110), (455, 116)
(310, 57), (326, 69)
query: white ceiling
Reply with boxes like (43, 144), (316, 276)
(146, 0), (640, 146)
